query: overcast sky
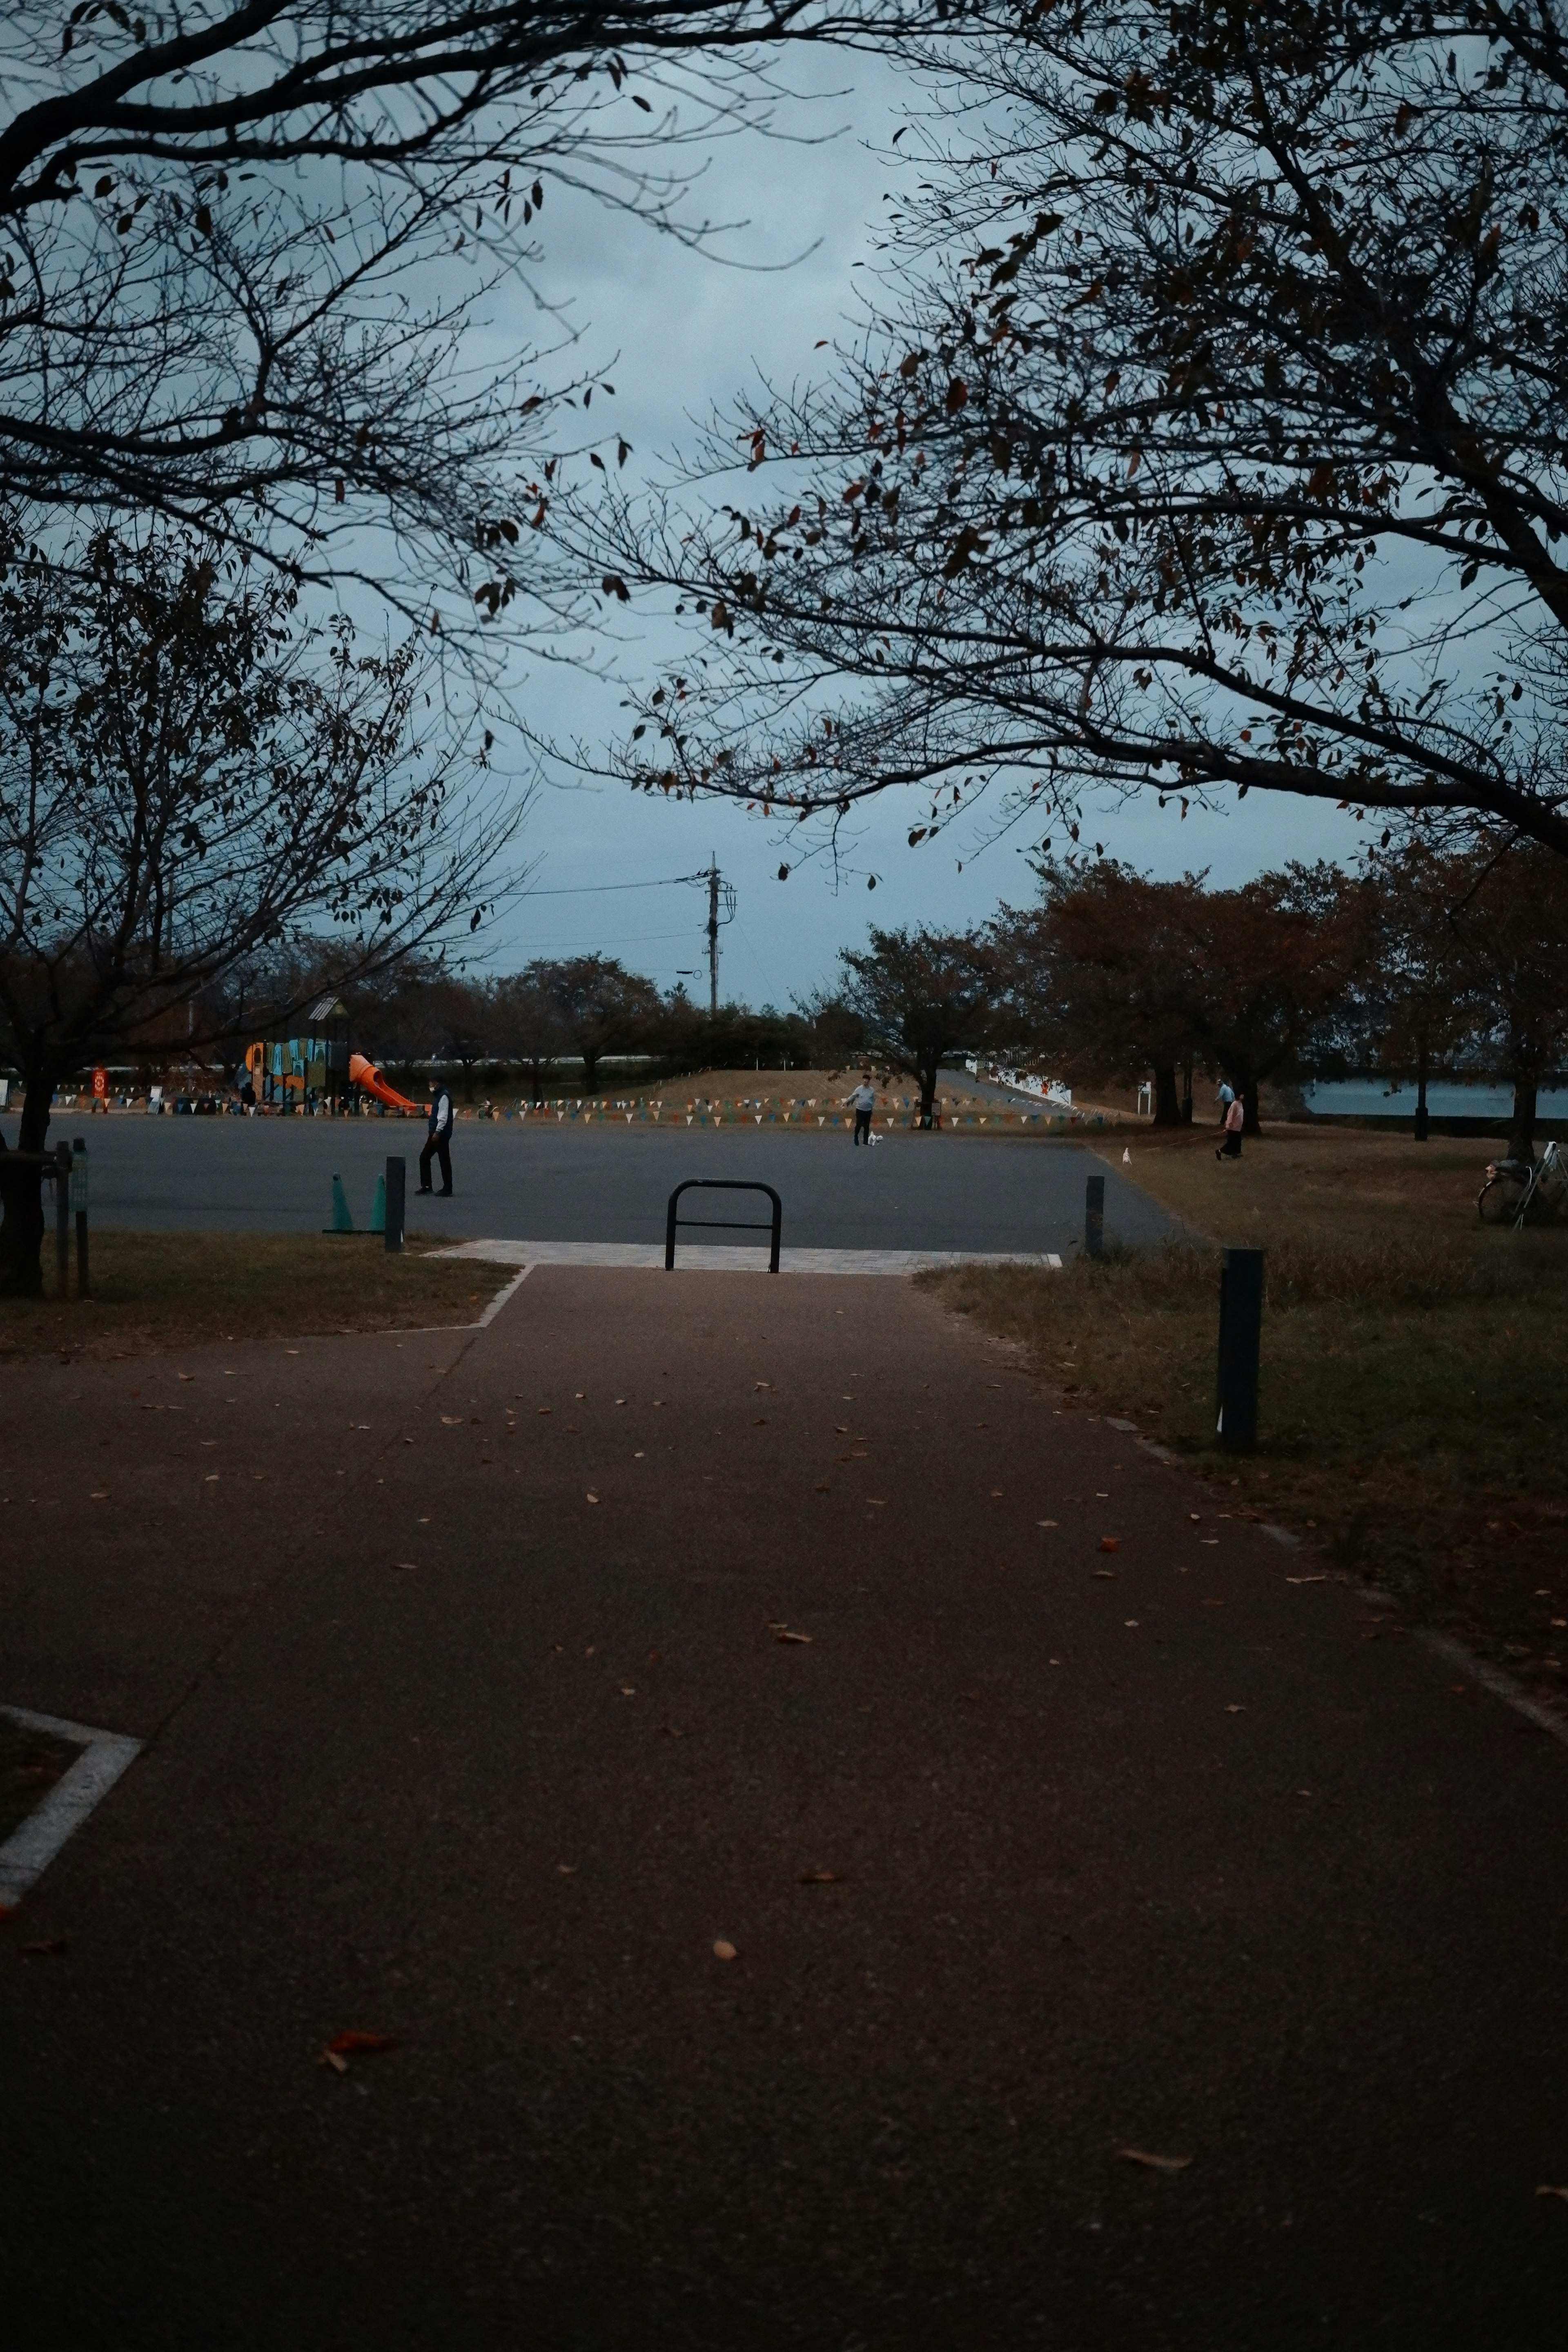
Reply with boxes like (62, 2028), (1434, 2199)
(474, 47), (1365, 1007)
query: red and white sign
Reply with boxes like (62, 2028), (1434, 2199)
(91, 1066), (108, 1099)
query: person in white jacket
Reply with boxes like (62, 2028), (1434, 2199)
(419, 1082), (455, 1194)
(847, 1074), (876, 1147)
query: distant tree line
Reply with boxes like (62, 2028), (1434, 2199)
(12, 834), (1564, 1175)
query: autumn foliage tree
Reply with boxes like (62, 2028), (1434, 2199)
(997, 860), (1376, 1133)
(837, 924), (997, 1123)
(0, 525), (514, 1291)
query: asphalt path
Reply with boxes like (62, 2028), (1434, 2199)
(0, 1114), (1175, 1256)
(2, 1270), (1566, 2348)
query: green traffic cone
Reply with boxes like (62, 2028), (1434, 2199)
(327, 1172), (355, 1233)
(368, 1172), (386, 1234)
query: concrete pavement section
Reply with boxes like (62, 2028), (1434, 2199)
(0, 1113), (1174, 1256)
(2, 1270), (1567, 2348)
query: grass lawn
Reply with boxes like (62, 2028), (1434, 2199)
(929, 1126), (1568, 1700)
(0, 1231), (510, 1363)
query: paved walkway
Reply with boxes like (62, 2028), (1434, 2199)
(2, 1270), (1566, 2348)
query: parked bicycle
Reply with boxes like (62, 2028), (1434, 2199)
(1477, 1138), (1568, 1227)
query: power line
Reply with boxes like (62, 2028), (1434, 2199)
(518, 875), (699, 899)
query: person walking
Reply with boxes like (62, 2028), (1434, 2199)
(1216, 1092), (1243, 1161)
(848, 1073), (876, 1147)
(419, 1079), (455, 1194)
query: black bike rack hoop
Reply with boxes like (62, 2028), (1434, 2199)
(666, 1179), (782, 1274)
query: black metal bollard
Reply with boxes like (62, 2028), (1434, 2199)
(1085, 1172), (1105, 1258)
(53, 1141), (71, 1296)
(384, 1155), (405, 1253)
(1216, 1246), (1264, 1452)
(73, 1136), (89, 1298)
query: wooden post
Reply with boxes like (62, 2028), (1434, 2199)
(1085, 1173), (1105, 1258)
(384, 1155), (405, 1253)
(54, 1141), (71, 1296)
(1216, 1247), (1264, 1452)
(73, 1137), (89, 1298)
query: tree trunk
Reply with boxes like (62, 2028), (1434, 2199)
(1153, 1065), (1181, 1126)
(1181, 1060), (1193, 1125)
(1414, 1043), (1430, 1143)
(917, 1056), (939, 1127)
(1240, 1076), (1261, 1136)
(580, 1050), (599, 1094)
(1508, 1078), (1537, 1166)
(0, 1067), (51, 1296)
(526, 1057), (545, 1106)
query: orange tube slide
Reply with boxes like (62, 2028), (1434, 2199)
(348, 1052), (424, 1115)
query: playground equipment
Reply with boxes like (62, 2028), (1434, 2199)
(348, 1053), (424, 1115)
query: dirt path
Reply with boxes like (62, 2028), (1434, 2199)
(2, 1270), (1566, 2348)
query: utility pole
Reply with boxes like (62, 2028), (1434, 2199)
(682, 858), (735, 1014)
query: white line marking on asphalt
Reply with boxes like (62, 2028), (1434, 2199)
(0, 1706), (142, 1909)
(472, 1264), (534, 1326)
(1419, 1633), (1568, 1746)
(429, 1240), (1066, 1276)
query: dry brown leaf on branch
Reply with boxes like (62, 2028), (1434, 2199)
(1120, 2147), (1192, 2172)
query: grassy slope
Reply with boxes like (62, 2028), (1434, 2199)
(929, 1127), (1568, 1696)
(0, 1232), (510, 1363)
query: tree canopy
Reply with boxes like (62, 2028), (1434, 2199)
(575, 0), (1568, 860)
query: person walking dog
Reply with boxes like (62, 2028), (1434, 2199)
(419, 1080), (455, 1194)
(849, 1074), (876, 1147)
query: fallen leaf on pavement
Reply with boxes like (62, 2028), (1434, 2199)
(1536, 2185), (1568, 2202)
(799, 1869), (845, 1884)
(392, 1561), (418, 1572)
(326, 2030), (397, 2056)
(775, 1629), (813, 1645)
(1039, 1519), (1058, 1528)
(557, 1864), (577, 1875)
(713, 1939), (738, 1962)
(1099, 1536), (1120, 1553)
(586, 1492), (600, 1505)
(1120, 2148), (1192, 2172)
(537, 1407), (552, 1415)
(1224, 1704), (1245, 1715)
(319, 2048), (348, 2074)
(439, 1415), (464, 1426)
(1286, 1574), (1328, 1585)
(1095, 1568), (1117, 1579)
(178, 1373), (194, 1383)
(814, 1483), (831, 1493)
(20, 1938), (67, 1958)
